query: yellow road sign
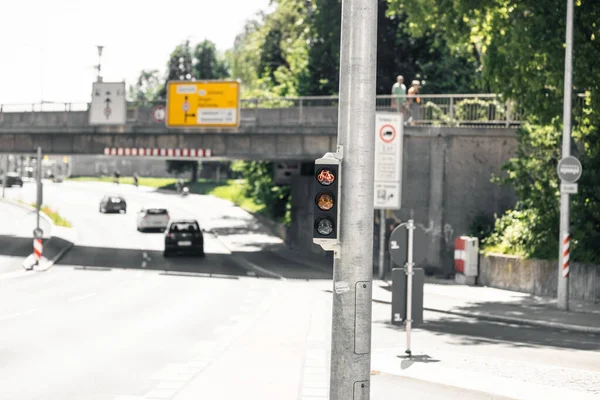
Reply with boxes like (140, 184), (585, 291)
(166, 80), (241, 128)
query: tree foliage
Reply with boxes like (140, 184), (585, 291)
(405, 1), (600, 262)
(231, 161), (291, 221)
(128, 69), (161, 105)
(166, 160), (199, 182)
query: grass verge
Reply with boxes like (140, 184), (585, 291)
(67, 176), (265, 215)
(20, 201), (73, 228)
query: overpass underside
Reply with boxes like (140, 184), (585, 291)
(0, 131), (336, 161)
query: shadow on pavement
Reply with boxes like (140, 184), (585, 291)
(0, 235), (70, 262)
(57, 244), (259, 278)
(378, 316), (600, 351)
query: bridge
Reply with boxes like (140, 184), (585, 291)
(0, 94), (520, 159)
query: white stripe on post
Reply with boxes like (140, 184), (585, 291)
(205, 149), (212, 157)
(562, 233), (570, 277)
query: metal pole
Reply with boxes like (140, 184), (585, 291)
(405, 219), (415, 355)
(378, 209), (386, 280)
(558, 0), (574, 311)
(36, 147), (42, 230)
(330, 0), (378, 398)
(2, 155), (7, 198)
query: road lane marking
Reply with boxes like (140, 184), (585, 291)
(67, 292), (97, 302)
(0, 308), (38, 321)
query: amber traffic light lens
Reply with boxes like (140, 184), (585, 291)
(315, 217), (334, 236)
(316, 192), (334, 211)
(316, 168), (335, 186)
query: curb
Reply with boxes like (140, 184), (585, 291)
(0, 198), (54, 235)
(370, 294), (600, 334)
(210, 231), (286, 280)
(423, 307), (600, 334)
(33, 240), (76, 272)
(271, 248), (332, 274)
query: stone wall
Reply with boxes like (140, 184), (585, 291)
(479, 254), (600, 302)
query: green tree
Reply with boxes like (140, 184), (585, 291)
(157, 40), (194, 100)
(231, 161), (290, 221)
(128, 69), (161, 105)
(395, 0), (600, 262)
(166, 160), (199, 182)
(193, 40), (229, 80)
(304, 0), (480, 96)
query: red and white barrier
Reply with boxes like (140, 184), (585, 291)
(454, 236), (479, 283)
(562, 233), (570, 277)
(103, 148), (213, 158)
(33, 238), (43, 262)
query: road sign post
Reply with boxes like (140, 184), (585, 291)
(165, 80), (241, 128)
(2, 155), (7, 198)
(558, 0), (575, 311)
(36, 147), (42, 231)
(328, 0), (378, 398)
(374, 113), (403, 281)
(89, 82), (127, 125)
(389, 220), (428, 356)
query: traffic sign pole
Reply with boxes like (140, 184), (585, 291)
(558, 0), (574, 311)
(36, 147), (42, 234)
(405, 219), (415, 356)
(378, 208), (385, 280)
(329, 0), (378, 398)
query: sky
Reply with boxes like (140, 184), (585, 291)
(0, 0), (273, 105)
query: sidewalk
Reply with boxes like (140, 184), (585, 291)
(276, 246), (600, 334)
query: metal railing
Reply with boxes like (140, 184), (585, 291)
(0, 93), (589, 128)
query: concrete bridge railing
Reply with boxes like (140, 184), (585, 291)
(0, 94), (531, 129)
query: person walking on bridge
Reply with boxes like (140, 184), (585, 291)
(391, 75), (407, 115)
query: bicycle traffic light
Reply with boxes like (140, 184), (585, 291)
(313, 153), (341, 250)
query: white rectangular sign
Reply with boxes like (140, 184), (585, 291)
(374, 112), (403, 209)
(560, 183), (578, 194)
(89, 82), (127, 125)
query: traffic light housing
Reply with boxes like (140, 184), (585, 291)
(313, 153), (341, 251)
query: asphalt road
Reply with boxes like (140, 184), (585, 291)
(0, 181), (598, 400)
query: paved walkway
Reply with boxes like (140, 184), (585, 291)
(279, 248), (600, 334)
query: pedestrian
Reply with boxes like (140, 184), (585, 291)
(407, 80), (421, 125)
(391, 75), (407, 115)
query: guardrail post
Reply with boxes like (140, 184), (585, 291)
(299, 97), (303, 125)
(449, 96), (454, 126)
(505, 99), (511, 128)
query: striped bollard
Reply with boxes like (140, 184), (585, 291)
(562, 233), (570, 278)
(34, 238), (43, 264)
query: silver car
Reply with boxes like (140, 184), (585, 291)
(137, 207), (170, 232)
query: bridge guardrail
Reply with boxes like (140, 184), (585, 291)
(0, 94), (588, 129)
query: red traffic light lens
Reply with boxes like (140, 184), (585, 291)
(316, 168), (335, 186)
(316, 192), (334, 211)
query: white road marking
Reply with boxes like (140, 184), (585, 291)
(67, 293), (97, 302)
(0, 308), (38, 321)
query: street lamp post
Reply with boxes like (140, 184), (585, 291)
(96, 45), (104, 83)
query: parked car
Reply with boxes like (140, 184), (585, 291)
(137, 207), (170, 232)
(0, 172), (23, 187)
(163, 219), (205, 257)
(99, 194), (127, 213)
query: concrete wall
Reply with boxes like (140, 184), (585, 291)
(289, 130), (519, 275)
(68, 156), (234, 180)
(479, 254), (600, 302)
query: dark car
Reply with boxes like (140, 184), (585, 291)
(99, 195), (127, 214)
(163, 219), (204, 257)
(0, 173), (23, 187)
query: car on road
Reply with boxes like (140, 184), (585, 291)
(137, 207), (170, 232)
(99, 194), (127, 214)
(163, 219), (205, 257)
(0, 172), (24, 187)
